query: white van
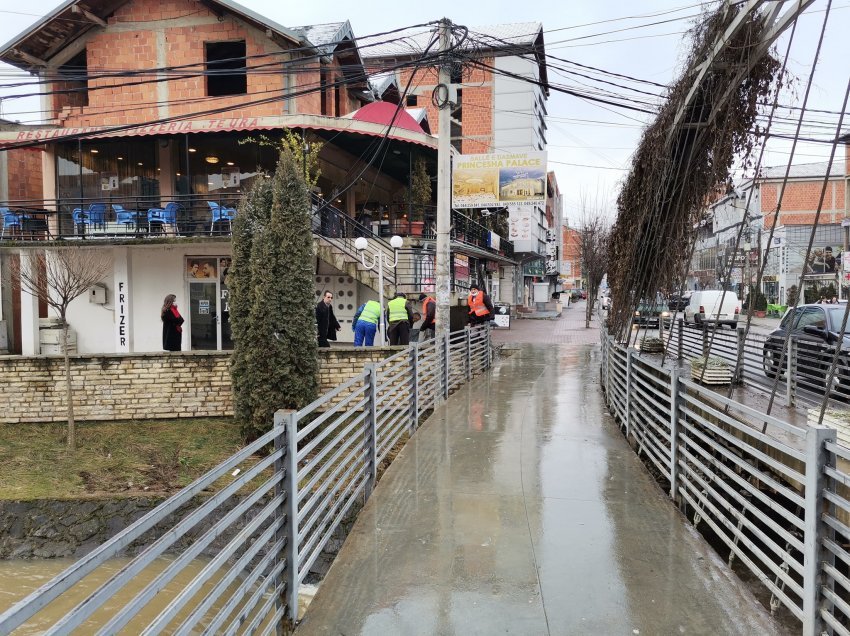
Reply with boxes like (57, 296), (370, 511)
(684, 291), (740, 328)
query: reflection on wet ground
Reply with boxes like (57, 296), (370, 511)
(296, 343), (781, 635)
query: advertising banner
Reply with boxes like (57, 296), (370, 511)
(508, 207), (534, 242)
(452, 151), (547, 208)
(493, 303), (511, 329)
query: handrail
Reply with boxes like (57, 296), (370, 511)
(0, 326), (494, 633)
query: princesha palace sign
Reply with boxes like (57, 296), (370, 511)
(451, 151), (547, 209)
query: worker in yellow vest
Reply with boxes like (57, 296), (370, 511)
(386, 292), (414, 346)
(468, 282), (494, 326)
(352, 299), (381, 346)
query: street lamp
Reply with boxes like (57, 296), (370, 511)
(355, 235), (404, 343)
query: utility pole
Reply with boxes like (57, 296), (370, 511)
(435, 18), (452, 340)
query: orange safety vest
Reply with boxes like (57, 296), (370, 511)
(468, 292), (489, 317)
(422, 296), (435, 317)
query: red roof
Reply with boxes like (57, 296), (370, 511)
(351, 102), (424, 133)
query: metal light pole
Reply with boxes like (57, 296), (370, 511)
(435, 18), (453, 339)
(355, 235), (404, 343)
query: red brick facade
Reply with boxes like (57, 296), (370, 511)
(760, 177), (845, 228)
(51, 0), (359, 128)
(5, 149), (43, 202)
(387, 60), (494, 154)
(562, 226), (582, 286)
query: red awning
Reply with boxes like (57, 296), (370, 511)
(0, 114), (437, 149)
(350, 102), (424, 134)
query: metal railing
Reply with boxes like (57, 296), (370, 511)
(600, 330), (850, 635)
(0, 327), (492, 634)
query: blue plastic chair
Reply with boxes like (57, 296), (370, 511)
(73, 203), (107, 228)
(208, 201), (237, 235)
(112, 204), (137, 230)
(147, 202), (181, 234)
(1, 208), (23, 238)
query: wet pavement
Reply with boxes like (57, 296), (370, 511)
(296, 316), (780, 635)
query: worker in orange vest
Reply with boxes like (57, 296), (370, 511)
(418, 293), (436, 339)
(467, 282), (494, 326)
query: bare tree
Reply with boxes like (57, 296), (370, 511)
(578, 194), (611, 329)
(12, 248), (111, 449)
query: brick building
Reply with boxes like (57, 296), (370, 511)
(0, 0), (517, 354)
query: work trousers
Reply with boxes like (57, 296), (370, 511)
(388, 320), (410, 346)
(354, 321), (377, 346)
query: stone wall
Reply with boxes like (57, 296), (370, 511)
(0, 347), (404, 424)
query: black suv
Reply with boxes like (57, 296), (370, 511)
(762, 303), (850, 397)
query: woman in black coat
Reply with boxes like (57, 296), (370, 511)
(161, 294), (184, 351)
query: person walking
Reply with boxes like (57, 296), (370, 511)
(161, 293), (184, 351)
(418, 293), (436, 340)
(386, 292), (413, 346)
(352, 299), (382, 346)
(316, 290), (340, 348)
(467, 283), (494, 326)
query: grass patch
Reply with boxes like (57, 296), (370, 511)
(0, 419), (243, 500)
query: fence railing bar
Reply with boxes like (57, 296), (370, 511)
(679, 377), (807, 438)
(239, 584), (284, 636)
(221, 559), (285, 636)
(298, 447), (370, 533)
(95, 470), (281, 636)
(0, 424), (281, 634)
(679, 417), (805, 508)
(205, 540), (284, 636)
(678, 484), (804, 610)
(140, 494), (283, 635)
(821, 585), (850, 626)
(678, 443), (804, 553)
(377, 413), (410, 464)
(824, 464), (850, 489)
(297, 409), (368, 477)
(296, 395), (369, 463)
(295, 371), (370, 423)
(678, 458), (804, 575)
(679, 431), (805, 531)
(173, 521), (280, 636)
(296, 388), (369, 447)
(296, 423), (368, 510)
(823, 512), (850, 542)
(821, 608), (850, 636)
(679, 402), (806, 485)
(825, 440), (850, 462)
(297, 474), (369, 582)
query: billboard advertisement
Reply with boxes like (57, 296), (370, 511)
(452, 152), (547, 208)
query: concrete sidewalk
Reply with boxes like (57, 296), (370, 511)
(296, 341), (781, 635)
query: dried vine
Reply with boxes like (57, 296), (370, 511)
(607, 4), (783, 336)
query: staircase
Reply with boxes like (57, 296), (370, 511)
(310, 195), (396, 299)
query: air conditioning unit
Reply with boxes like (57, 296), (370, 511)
(89, 283), (107, 304)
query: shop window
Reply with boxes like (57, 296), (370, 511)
(205, 41), (247, 97)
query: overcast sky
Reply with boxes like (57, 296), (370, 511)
(0, 1), (845, 224)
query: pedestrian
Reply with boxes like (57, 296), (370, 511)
(315, 290), (340, 348)
(467, 282), (494, 326)
(832, 296), (839, 304)
(352, 298), (382, 346)
(418, 292), (436, 340)
(161, 293), (184, 352)
(386, 292), (413, 346)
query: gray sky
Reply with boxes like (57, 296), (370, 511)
(0, 1), (845, 224)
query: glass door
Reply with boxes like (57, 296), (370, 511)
(189, 281), (218, 350)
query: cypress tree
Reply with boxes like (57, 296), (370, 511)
(230, 146), (319, 441)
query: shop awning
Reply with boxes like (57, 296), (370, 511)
(0, 114), (438, 150)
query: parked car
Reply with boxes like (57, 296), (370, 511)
(683, 290), (740, 328)
(634, 297), (669, 327)
(762, 303), (850, 398)
(667, 292), (692, 311)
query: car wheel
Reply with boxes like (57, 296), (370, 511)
(763, 344), (784, 379)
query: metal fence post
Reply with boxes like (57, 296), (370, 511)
(787, 339), (796, 407)
(465, 327), (472, 381)
(443, 333), (451, 399)
(486, 325), (492, 369)
(273, 411), (286, 633)
(669, 368), (680, 501)
(365, 363), (378, 498)
(801, 424), (835, 636)
(409, 343), (419, 433)
(625, 349), (633, 441)
(701, 324), (709, 358)
(735, 326), (746, 384)
(677, 318), (684, 361)
(283, 410), (299, 625)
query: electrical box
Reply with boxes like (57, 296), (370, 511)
(89, 284), (107, 304)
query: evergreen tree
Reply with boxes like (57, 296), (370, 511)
(230, 146), (319, 441)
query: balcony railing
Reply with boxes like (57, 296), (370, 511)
(0, 196), (516, 260)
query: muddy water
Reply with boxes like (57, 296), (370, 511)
(0, 559), (317, 633)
